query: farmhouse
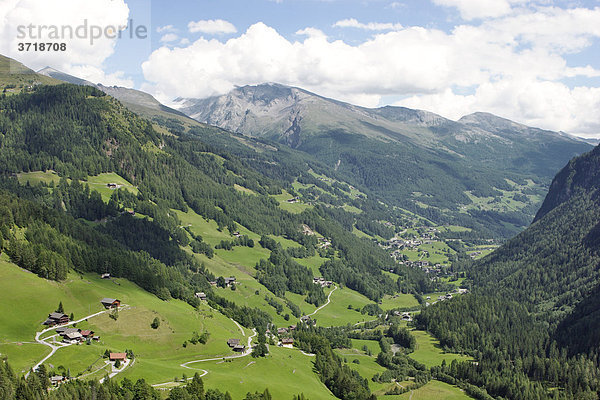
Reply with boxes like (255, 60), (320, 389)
(233, 344), (245, 352)
(227, 338), (240, 347)
(109, 353), (127, 362)
(43, 312), (69, 326)
(80, 330), (94, 338)
(281, 338), (294, 347)
(100, 298), (121, 309)
(277, 327), (288, 335)
(63, 331), (83, 343)
(224, 277), (236, 287)
(57, 327), (79, 336)
(313, 277), (333, 288)
(50, 376), (65, 386)
(101, 273), (111, 279)
(194, 292), (207, 300)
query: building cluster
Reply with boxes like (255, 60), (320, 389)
(209, 276), (237, 287)
(391, 311), (413, 322)
(56, 326), (97, 344)
(272, 324), (296, 348)
(318, 237), (332, 249)
(313, 277), (333, 288)
(402, 260), (431, 269)
(385, 238), (423, 250)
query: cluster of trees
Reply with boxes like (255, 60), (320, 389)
(255, 249), (326, 306)
(373, 351), (429, 391)
(416, 295), (600, 399)
(292, 326), (375, 400)
(215, 235), (254, 250)
(387, 324), (416, 352)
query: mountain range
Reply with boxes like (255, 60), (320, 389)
(2, 53), (600, 400)
(177, 83), (593, 236)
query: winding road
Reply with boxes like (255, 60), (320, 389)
(153, 328), (257, 388)
(307, 285), (337, 317)
(27, 305), (129, 379)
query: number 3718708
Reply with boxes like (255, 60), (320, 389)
(18, 43), (66, 51)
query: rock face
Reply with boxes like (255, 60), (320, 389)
(176, 83), (589, 155)
(534, 144), (600, 222)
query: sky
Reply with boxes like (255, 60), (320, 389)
(1, 0), (600, 137)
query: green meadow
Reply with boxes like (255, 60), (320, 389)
(409, 330), (471, 369)
(84, 173), (139, 201)
(379, 294), (420, 310)
(271, 190), (312, 213)
(311, 287), (376, 327)
(186, 346), (337, 399)
(0, 254), (249, 382)
(390, 380), (472, 400)
(294, 254), (328, 276)
(17, 171), (138, 202)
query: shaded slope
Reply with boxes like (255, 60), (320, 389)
(468, 144), (600, 355)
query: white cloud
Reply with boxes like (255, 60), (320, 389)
(431, 0), (533, 20)
(188, 19), (237, 35)
(333, 18), (403, 31)
(68, 64), (134, 87)
(142, 6), (600, 136)
(296, 27), (327, 38)
(156, 24), (175, 33)
(398, 80), (600, 137)
(0, 0), (132, 85)
(160, 33), (179, 43)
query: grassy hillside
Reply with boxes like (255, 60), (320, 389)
(187, 347), (336, 399)
(392, 380), (472, 400)
(0, 55), (60, 93)
(0, 254), (242, 378)
(409, 331), (471, 369)
(0, 255), (343, 398)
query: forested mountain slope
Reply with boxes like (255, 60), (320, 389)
(177, 83), (593, 237)
(469, 145), (600, 316)
(462, 145), (600, 360)
(413, 145), (600, 400)
(0, 83), (429, 303)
